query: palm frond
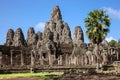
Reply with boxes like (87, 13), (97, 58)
(84, 9), (110, 44)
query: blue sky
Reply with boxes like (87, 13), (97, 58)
(0, 0), (120, 44)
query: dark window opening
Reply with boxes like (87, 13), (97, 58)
(43, 53), (46, 58)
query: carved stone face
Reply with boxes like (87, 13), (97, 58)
(28, 27), (35, 34)
(8, 29), (14, 35)
(15, 28), (23, 40)
(47, 31), (53, 40)
(6, 29), (14, 46)
(16, 29), (21, 35)
(13, 28), (25, 46)
(37, 32), (43, 41)
(74, 26), (83, 40)
(78, 32), (83, 40)
(7, 29), (14, 39)
(73, 26), (84, 46)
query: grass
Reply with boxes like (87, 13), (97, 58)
(0, 72), (63, 79)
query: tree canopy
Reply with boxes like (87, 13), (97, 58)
(85, 10), (110, 44)
(109, 39), (120, 48)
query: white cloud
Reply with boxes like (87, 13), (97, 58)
(105, 36), (117, 42)
(35, 22), (45, 32)
(103, 7), (120, 20)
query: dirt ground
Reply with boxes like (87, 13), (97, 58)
(53, 74), (120, 80)
(0, 75), (120, 80)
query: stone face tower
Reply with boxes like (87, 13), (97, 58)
(43, 6), (72, 44)
(12, 28), (26, 46)
(26, 27), (38, 46)
(50, 6), (62, 22)
(73, 26), (84, 46)
(2, 5), (118, 68)
(6, 29), (14, 46)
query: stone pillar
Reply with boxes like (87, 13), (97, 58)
(41, 53), (44, 65)
(81, 55), (84, 66)
(58, 55), (62, 65)
(48, 51), (52, 66)
(39, 51), (43, 65)
(10, 50), (13, 66)
(65, 53), (68, 66)
(0, 52), (2, 65)
(21, 50), (24, 66)
(111, 48), (113, 55)
(60, 55), (62, 65)
(31, 50), (34, 66)
(117, 50), (119, 60)
(30, 50), (34, 73)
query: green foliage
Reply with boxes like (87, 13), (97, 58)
(109, 39), (120, 48)
(84, 10), (110, 44)
(0, 72), (63, 79)
(109, 40), (117, 47)
(117, 39), (120, 48)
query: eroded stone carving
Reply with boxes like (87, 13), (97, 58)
(13, 28), (26, 46)
(73, 26), (84, 46)
(61, 22), (72, 44)
(26, 27), (38, 46)
(2, 5), (119, 68)
(6, 29), (14, 46)
(50, 6), (62, 22)
(37, 31), (42, 41)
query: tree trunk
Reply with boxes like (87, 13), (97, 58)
(96, 43), (103, 71)
(95, 44), (102, 61)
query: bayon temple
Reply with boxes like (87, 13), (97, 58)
(0, 6), (120, 69)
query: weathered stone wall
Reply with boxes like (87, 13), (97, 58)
(0, 6), (120, 69)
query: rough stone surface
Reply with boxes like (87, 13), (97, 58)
(37, 31), (43, 41)
(36, 31), (43, 48)
(73, 26), (84, 46)
(6, 29), (14, 46)
(2, 5), (120, 69)
(43, 6), (72, 44)
(50, 5), (62, 22)
(52, 75), (120, 80)
(13, 28), (26, 46)
(43, 28), (53, 41)
(60, 22), (72, 44)
(26, 27), (38, 46)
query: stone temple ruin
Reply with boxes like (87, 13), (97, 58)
(0, 6), (120, 72)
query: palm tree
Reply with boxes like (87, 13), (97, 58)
(84, 10), (110, 63)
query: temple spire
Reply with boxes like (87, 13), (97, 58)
(50, 6), (62, 22)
